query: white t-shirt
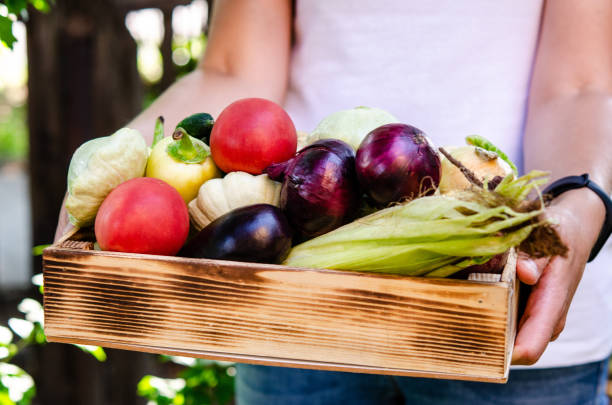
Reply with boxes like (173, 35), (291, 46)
(284, 0), (612, 368)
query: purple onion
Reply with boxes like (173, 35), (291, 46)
(356, 123), (441, 206)
(265, 139), (361, 239)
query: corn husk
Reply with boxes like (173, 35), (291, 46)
(283, 171), (564, 277)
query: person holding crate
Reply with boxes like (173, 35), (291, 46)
(56, 0), (612, 403)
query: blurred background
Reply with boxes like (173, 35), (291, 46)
(0, 1), (235, 404)
(1, 1), (611, 404)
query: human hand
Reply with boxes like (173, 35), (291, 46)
(53, 194), (75, 244)
(512, 188), (606, 365)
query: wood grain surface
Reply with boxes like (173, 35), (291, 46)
(43, 246), (517, 382)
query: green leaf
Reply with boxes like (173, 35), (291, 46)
(137, 375), (156, 397)
(32, 326), (45, 345)
(466, 134), (518, 175)
(28, 0), (51, 12)
(138, 359), (236, 405)
(172, 393), (185, 405)
(31, 245), (50, 256)
(75, 345), (107, 362)
(2, 344), (18, 361)
(4, 0), (27, 16)
(0, 364), (35, 405)
(0, 16), (17, 50)
(152, 116), (165, 147)
(0, 391), (14, 405)
(137, 375), (179, 405)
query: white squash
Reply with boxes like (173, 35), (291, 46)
(188, 171), (282, 230)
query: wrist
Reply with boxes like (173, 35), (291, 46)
(548, 184), (607, 259)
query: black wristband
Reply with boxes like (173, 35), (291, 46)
(542, 174), (612, 262)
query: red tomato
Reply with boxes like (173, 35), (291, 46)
(94, 178), (189, 256)
(210, 98), (297, 174)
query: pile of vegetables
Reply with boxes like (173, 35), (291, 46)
(63, 99), (566, 276)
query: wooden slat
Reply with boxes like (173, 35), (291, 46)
(46, 336), (509, 383)
(502, 251), (518, 379)
(59, 240), (94, 250)
(468, 273), (501, 282)
(43, 246), (517, 382)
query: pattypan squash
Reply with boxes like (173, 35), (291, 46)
(65, 127), (148, 227)
(189, 171), (282, 230)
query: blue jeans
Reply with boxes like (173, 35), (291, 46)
(236, 358), (610, 405)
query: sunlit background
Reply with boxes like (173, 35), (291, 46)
(0, 3), (244, 403)
(0, 0), (208, 292)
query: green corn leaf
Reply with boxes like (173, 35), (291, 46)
(284, 171), (550, 277)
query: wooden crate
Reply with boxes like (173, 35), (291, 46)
(43, 239), (518, 383)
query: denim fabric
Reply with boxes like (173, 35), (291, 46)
(235, 358), (610, 405)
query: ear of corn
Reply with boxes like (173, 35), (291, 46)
(283, 171), (549, 277)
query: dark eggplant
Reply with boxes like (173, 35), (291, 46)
(180, 204), (292, 264)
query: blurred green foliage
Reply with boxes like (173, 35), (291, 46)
(0, 274), (106, 405)
(1, 5), (232, 404)
(0, 362), (35, 405)
(0, 105), (27, 162)
(0, 0), (50, 49)
(138, 357), (235, 405)
(141, 33), (206, 110)
(0, 15), (17, 49)
(0, 295), (46, 405)
(173, 34), (205, 79)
